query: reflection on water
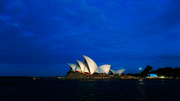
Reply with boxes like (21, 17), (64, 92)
(0, 79), (180, 101)
(137, 79), (147, 101)
(161, 79), (164, 84)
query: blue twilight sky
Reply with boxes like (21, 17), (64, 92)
(0, 0), (180, 77)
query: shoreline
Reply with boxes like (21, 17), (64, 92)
(1, 76), (179, 80)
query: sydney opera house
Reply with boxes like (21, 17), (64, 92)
(66, 55), (125, 79)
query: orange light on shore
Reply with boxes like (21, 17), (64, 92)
(77, 71), (81, 73)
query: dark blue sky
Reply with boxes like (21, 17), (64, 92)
(0, 0), (180, 76)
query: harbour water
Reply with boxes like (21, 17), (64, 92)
(0, 79), (180, 101)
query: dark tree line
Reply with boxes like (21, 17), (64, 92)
(152, 67), (180, 77)
(126, 65), (180, 78)
(141, 65), (152, 77)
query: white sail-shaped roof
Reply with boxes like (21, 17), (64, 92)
(110, 69), (125, 75)
(116, 69), (125, 75)
(76, 60), (89, 73)
(83, 55), (98, 75)
(110, 69), (116, 74)
(99, 65), (111, 74)
(75, 66), (81, 71)
(76, 60), (84, 73)
(67, 63), (78, 72)
(95, 68), (104, 73)
(84, 63), (89, 73)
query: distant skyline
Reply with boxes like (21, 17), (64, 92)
(0, 0), (180, 76)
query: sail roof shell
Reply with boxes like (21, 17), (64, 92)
(99, 65), (111, 74)
(75, 66), (81, 71)
(95, 68), (104, 73)
(83, 55), (98, 75)
(67, 63), (78, 72)
(110, 69), (116, 74)
(116, 69), (125, 75)
(110, 69), (125, 75)
(76, 60), (89, 73)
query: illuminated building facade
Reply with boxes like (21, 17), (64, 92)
(66, 55), (125, 78)
(67, 55), (111, 75)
